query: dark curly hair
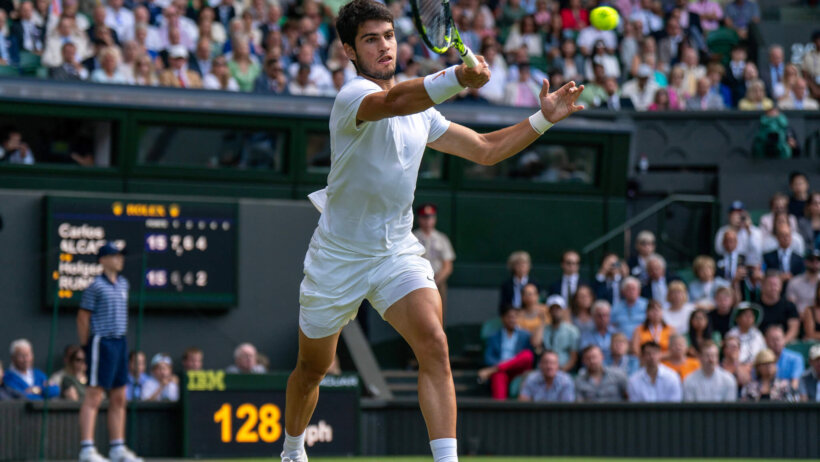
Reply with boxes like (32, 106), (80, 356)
(336, 0), (393, 49)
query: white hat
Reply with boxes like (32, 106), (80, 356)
(169, 44), (188, 59)
(546, 295), (567, 309)
(810, 343), (820, 361)
(637, 64), (652, 78)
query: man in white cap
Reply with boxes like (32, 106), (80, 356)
(539, 295), (580, 372)
(621, 64), (659, 111)
(798, 344), (820, 401)
(159, 44), (202, 88)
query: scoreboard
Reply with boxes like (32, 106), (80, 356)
(184, 372), (359, 458)
(45, 195), (237, 308)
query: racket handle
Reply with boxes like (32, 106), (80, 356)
(460, 46), (478, 68)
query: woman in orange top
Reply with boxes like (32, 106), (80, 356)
(517, 283), (550, 347)
(632, 300), (676, 356)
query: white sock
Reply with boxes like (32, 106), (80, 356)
(283, 431), (305, 455)
(430, 438), (458, 462)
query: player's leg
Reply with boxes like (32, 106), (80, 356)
(80, 336), (108, 462)
(282, 328), (341, 460)
(383, 287), (458, 461)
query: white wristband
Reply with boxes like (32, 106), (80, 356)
(528, 110), (554, 135)
(423, 66), (465, 104)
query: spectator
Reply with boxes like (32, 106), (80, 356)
(802, 282), (820, 341)
(46, 0), (89, 33)
(593, 252), (623, 305)
(786, 249), (819, 315)
(757, 272), (800, 342)
(796, 192), (820, 248)
(0, 126), (35, 165)
(689, 255), (731, 309)
(577, 23), (617, 57)
(50, 344), (82, 386)
(504, 15), (544, 58)
(0, 360), (24, 400)
(760, 193), (798, 240)
(158, 5), (197, 51)
(721, 334), (752, 389)
(752, 108), (796, 159)
(658, 17), (684, 70)
(687, 308), (722, 357)
(632, 299), (675, 355)
(287, 43), (331, 91)
(559, 0), (588, 32)
(802, 31), (820, 99)
(140, 353), (179, 402)
(413, 203), (456, 313)
(126, 351), (148, 401)
(500, 250), (539, 309)
(181, 347), (203, 372)
(203, 55), (239, 91)
(706, 63), (732, 108)
(663, 281), (695, 335)
(132, 53), (158, 86)
(762, 44), (785, 99)
(117, 40), (140, 82)
(683, 341), (738, 402)
(662, 334), (701, 380)
(189, 36), (213, 78)
(288, 62), (321, 96)
(226, 343), (266, 374)
(518, 350), (575, 402)
(647, 88), (674, 111)
(601, 76), (635, 110)
(686, 76), (725, 110)
(716, 229), (744, 283)
(740, 70), (777, 110)
(667, 65), (688, 107)
(726, 302), (766, 364)
(228, 38), (260, 92)
(708, 286), (735, 339)
(540, 295), (580, 372)
(159, 44), (202, 88)
(570, 284), (595, 336)
(788, 172), (811, 219)
(60, 346), (88, 401)
(642, 254), (676, 304)
(518, 283), (550, 344)
(677, 47), (706, 97)
(688, 0), (723, 33)
(253, 54), (288, 94)
(612, 277), (648, 339)
(607, 332), (640, 376)
(548, 250), (585, 302)
(798, 344), (820, 401)
(479, 306), (534, 400)
(740, 349), (798, 402)
(580, 300), (616, 358)
(778, 78), (819, 110)
(11, 1), (44, 54)
(575, 345), (629, 402)
(42, 16), (91, 68)
(4, 339), (59, 400)
(723, 45), (748, 106)
(622, 64), (659, 111)
(628, 341), (682, 402)
(762, 221), (805, 278)
(724, 0), (759, 41)
(503, 61), (540, 107)
(765, 325), (803, 389)
(87, 5), (120, 47)
(90, 46), (128, 84)
(630, 0), (663, 36)
(552, 39), (585, 83)
(627, 230), (655, 283)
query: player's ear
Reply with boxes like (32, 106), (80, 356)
(342, 42), (357, 64)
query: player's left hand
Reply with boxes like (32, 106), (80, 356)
(539, 79), (585, 124)
(455, 55), (491, 89)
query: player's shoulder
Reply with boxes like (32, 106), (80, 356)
(336, 76), (382, 101)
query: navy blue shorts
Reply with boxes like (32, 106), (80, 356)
(85, 336), (128, 390)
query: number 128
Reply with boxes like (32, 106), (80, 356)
(213, 403), (282, 443)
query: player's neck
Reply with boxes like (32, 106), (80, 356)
(358, 72), (395, 90)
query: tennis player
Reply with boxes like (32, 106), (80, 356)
(281, 1), (584, 461)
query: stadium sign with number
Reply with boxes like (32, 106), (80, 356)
(183, 372), (360, 458)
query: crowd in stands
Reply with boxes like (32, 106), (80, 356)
(0, 0), (818, 112)
(478, 170), (820, 403)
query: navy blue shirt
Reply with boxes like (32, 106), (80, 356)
(80, 275), (129, 337)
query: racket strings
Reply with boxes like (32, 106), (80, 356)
(418, 0), (449, 49)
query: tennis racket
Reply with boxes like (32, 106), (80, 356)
(408, 0), (478, 68)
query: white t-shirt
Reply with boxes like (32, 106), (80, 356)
(663, 302), (696, 335)
(309, 77), (451, 255)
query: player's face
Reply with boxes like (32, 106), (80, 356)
(349, 20), (397, 81)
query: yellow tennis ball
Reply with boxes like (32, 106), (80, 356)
(590, 6), (619, 31)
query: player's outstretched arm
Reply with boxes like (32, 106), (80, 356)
(356, 58), (490, 122)
(428, 79), (584, 166)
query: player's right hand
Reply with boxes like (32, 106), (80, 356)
(456, 55), (490, 89)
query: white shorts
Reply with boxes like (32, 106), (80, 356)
(298, 235), (437, 339)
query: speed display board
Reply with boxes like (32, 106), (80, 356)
(184, 372), (359, 458)
(45, 195), (237, 307)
